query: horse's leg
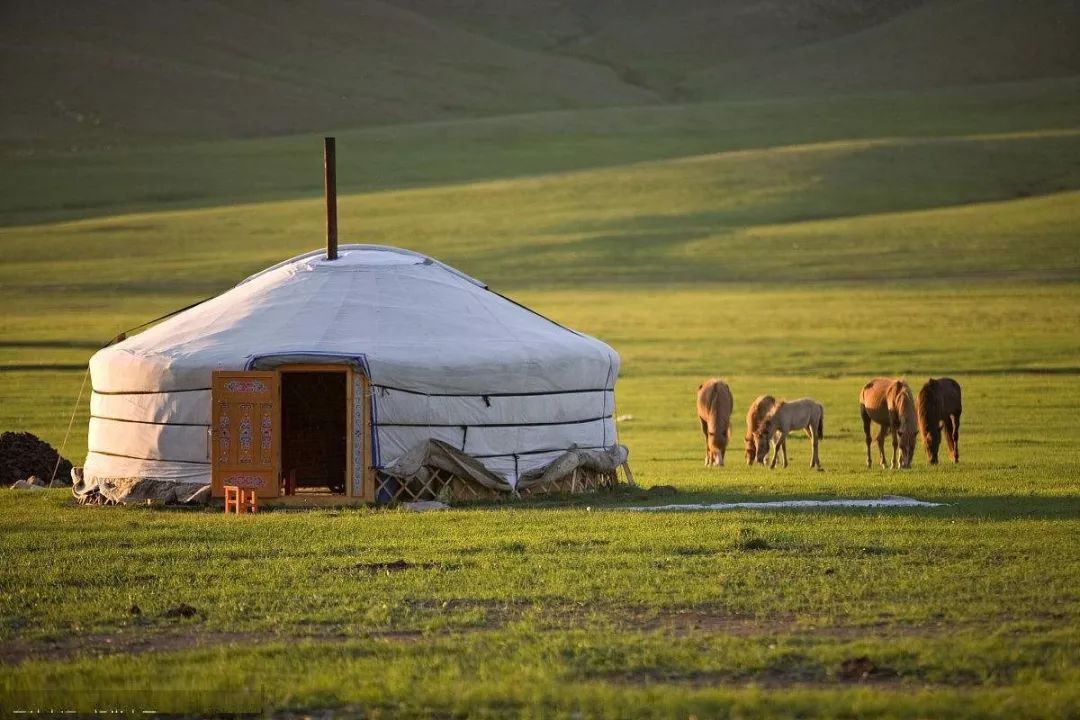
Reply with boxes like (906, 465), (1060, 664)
(770, 431), (786, 469)
(950, 413), (961, 463)
(781, 432), (789, 468)
(890, 423), (900, 469)
(861, 406), (872, 469)
(809, 422), (821, 469)
(700, 417), (710, 466)
(876, 427), (888, 469)
(941, 419), (953, 464)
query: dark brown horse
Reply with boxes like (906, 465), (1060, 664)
(917, 378), (962, 464)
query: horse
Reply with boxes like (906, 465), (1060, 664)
(859, 378), (917, 469)
(696, 378), (734, 466)
(917, 378), (962, 464)
(753, 398), (825, 470)
(744, 394), (776, 465)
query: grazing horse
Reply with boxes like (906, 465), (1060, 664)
(917, 378), (963, 464)
(744, 394), (776, 465)
(697, 378), (734, 466)
(860, 378), (917, 469)
(753, 398), (825, 470)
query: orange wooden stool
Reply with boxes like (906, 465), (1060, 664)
(223, 485), (258, 514)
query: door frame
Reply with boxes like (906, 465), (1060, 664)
(211, 364), (374, 501)
(277, 364), (372, 499)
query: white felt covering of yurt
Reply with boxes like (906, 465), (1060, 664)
(85, 245), (619, 488)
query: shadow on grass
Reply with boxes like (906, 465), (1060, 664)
(454, 487), (1080, 521)
(0, 364), (88, 372)
(836, 367), (1080, 377)
(0, 340), (103, 350)
(60, 486), (1080, 522)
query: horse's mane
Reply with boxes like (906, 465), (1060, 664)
(889, 380), (915, 424)
(753, 401), (782, 435)
(890, 379), (910, 404)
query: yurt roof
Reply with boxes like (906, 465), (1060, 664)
(90, 244), (619, 395)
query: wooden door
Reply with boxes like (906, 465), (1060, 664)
(211, 371), (280, 498)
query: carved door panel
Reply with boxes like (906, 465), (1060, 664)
(211, 371), (280, 498)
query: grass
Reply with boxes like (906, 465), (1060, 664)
(3, 462), (1079, 716)
(4, 127), (1080, 295)
(4, 76), (1080, 227)
(2, 76), (1080, 716)
(3, 280), (1079, 715)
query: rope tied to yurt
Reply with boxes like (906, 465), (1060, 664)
(49, 295), (215, 485)
(102, 296), (215, 348)
(49, 365), (90, 485)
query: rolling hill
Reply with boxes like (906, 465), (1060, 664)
(684, 0), (1080, 99)
(3, 76), (1078, 227)
(2, 0), (1078, 149)
(0, 0), (655, 147)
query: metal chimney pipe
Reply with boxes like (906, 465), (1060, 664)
(324, 136), (338, 260)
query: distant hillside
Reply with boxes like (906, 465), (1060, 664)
(398, 0), (928, 93)
(0, 0), (655, 147)
(684, 0), (1080, 99)
(1, 0), (1078, 149)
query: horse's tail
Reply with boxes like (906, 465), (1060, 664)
(817, 409), (824, 440)
(916, 382), (931, 430)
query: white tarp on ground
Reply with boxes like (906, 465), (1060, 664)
(84, 245), (620, 491)
(623, 495), (944, 511)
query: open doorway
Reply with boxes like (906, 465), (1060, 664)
(280, 369), (348, 495)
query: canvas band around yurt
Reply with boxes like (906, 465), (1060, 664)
(78, 245), (627, 504)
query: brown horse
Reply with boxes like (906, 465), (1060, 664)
(860, 378), (917, 469)
(697, 378), (734, 466)
(917, 378), (962, 464)
(753, 398), (825, 470)
(744, 394), (776, 465)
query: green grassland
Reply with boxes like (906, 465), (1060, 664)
(3, 2), (1080, 713)
(3, 125), (1080, 718)
(5, 76), (1080, 227)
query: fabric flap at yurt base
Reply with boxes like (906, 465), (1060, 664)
(376, 440), (630, 503)
(73, 441), (631, 506)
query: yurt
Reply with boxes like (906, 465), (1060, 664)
(80, 244), (627, 504)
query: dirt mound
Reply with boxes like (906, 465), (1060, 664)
(354, 560), (439, 574)
(839, 656), (897, 682)
(163, 603), (200, 619)
(0, 431), (73, 487)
